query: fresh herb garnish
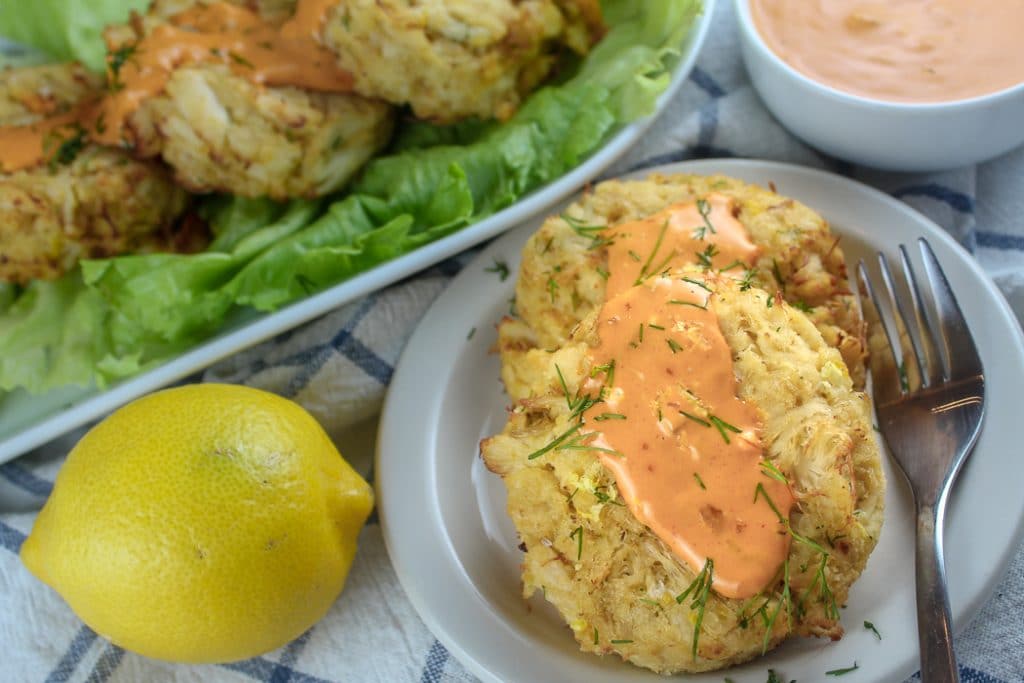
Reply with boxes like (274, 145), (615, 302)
(593, 413), (626, 421)
(647, 323), (665, 331)
(667, 338), (682, 354)
(739, 268), (757, 291)
(107, 43), (137, 91)
(709, 415), (741, 443)
(675, 558), (714, 659)
(610, 639), (634, 644)
(694, 472), (706, 490)
(634, 219), (671, 285)
(570, 525), (583, 560)
(759, 459), (789, 483)
(826, 662), (859, 676)
(526, 423), (582, 460)
(547, 276), (559, 302)
(590, 359), (615, 389)
(485, 258), (510, 281)
(669, 298), (707, 310)
(864, 620), (881, 640)
(772, 259), (785, 286)
(47, 126), (86, 167)
(593, 488), (624, 505)
(681, 276), (713, 292)
(696, 197), (716, 235)
(680, 410), (711, 427)
(229, 51), (254, 68)
(695, 244), (719, 268)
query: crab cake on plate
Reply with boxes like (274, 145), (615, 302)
(319, 0), (605, 122)
(505, 173), (868, 389)
(101, 0), (395, 200)
(0, 63), (192, 284)
(481, 270), (884, 674)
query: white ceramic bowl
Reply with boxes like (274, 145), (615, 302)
(734, 0), (1024, 171)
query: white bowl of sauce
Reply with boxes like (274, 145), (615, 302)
(736, 0), (1024, 171)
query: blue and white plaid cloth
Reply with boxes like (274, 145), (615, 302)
(2, 2), (1023, 681)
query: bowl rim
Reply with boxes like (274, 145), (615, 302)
(734, 0), (1024, 111)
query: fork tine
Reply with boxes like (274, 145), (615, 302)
(857, 259), (906, 400)
(877, 250), (927, 391)
(918, 238), (984, 381)
(897, 245), (942, 389)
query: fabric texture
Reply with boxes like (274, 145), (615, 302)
(2, 2), (1024, 681)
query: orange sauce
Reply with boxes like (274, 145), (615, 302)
(602, 194), (760, 301)
(583, 200), (792, 599)
(94, 1), (352, 146)
(0, 110), (86, 173)
(0, 1), (350, 168)
(750, 0), (1024, 103)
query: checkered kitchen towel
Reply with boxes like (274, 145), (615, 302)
(2, 1), (1023, 681)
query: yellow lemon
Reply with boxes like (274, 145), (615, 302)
(20, 383), (374, 663)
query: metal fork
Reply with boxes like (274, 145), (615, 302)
(857, 238), (985, 683)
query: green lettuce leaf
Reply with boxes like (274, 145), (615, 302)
(0, 0), (702, 395)
(0, 0), (149, 72)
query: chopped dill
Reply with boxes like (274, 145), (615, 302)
(695, 244), (719, 268)
(693, 472), (706, 490)
(709, 415), (741, 443)
(547, 276), (559, 302)
(484, 258), (510, 281)
(825, 662), (859, 676)
(675, 558), (714, 659)
(667, 338), (683, 354)
(570, 525), (583, 561)
(864, 620), (882, 640)
(681, 276), (713, 292)
(680, 410), (711, 427)
(669, 299), (707, 310)
(593, 413), (626, 421)
(526, 423), (582, 460)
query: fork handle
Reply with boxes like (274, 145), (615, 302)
(916, 502), (960, 683)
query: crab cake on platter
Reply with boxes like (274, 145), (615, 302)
(506, 174), (867, 389)
(319, 0), (605, 122)
(0, 63), (192, 284)
(102, 0), (395, 200)
(481, 270), (884, 674)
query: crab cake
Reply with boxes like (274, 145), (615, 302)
(0, 63), (192, 284)
(319, 0), (605, 122)
(103, 1), (395, 199)
(508, 174), (868, 388)
(481, 271), (884, 674)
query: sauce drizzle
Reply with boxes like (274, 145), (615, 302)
(583, 200), (792, 599)
(0, 1), (351, 168)
(601, 194), (760, 300)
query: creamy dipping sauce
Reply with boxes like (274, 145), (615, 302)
(580, 200), (793, 599)
(750, 0), (1024, 103)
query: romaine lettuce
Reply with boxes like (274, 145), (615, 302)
(0, 0), (702, 394)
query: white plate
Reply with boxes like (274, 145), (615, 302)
(377, 159), (1024, 682)
(0, 0), (716, 464)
